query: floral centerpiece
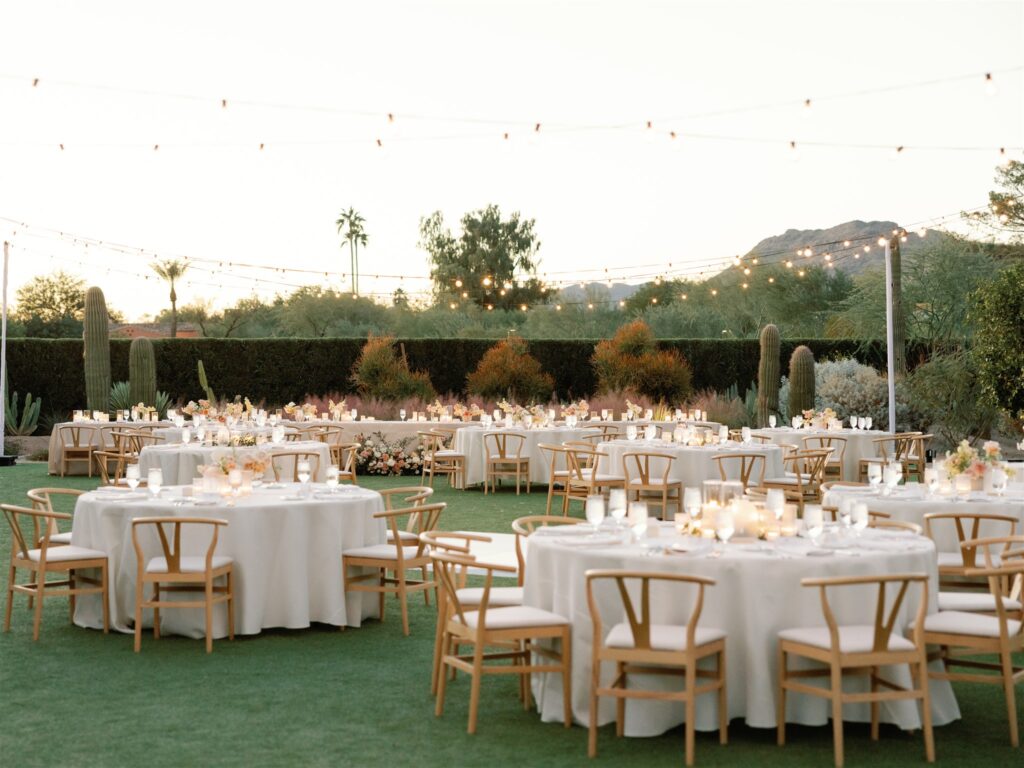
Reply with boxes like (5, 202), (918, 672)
(452, 402), (483, 421)
(562, 399), (589, 418)
(426, 399), (446, 418)
(944, 440), (1003, 482)
(182, 399), (212, 417)
(497, 399), (530, 422)
(230, 433), (259, 447)
(327, 398), (346, 419)
(240, 450), (268, 476)
(354, 432), (423, 476)
(801, 407), (838, 429)
(624, 399), (643, 419)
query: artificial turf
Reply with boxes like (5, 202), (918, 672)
(0, 461), (1020, 767)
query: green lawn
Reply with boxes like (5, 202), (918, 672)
(0, 462), (1019, 767)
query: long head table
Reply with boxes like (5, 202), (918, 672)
(522, 524), (958, 734)
(598, 439), (784, 487)
(70, 483), (385, 637)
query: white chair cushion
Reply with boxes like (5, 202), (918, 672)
(27, 545), (106, 563)
(146, 555), (233, 573)
(924, 610), (1022, 638)
(385, 530), (420, 543)
(937, 591), (1022, 612)
(456, 586), (524, 607)
(48, 532), (73, 545)
(936, 552), (1001, 568)
(593, 474), (624, 483)
(434, 450), (463, 458)
(343, 544), (421, 560)
(460, 605), (567, 630)
(778, 624), (916, 653)
(605, 622), (726, 651)
(764, 477), (801, 486)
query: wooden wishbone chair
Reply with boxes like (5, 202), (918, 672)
(923, 511), (1019, 592)
(777, 573), (934, 767)
(537, 443), (572, 516)
(419, 431), (466, 490)
(432, 550), (572, 734)
(712, 452), (766, 489)
(511, 515), (585, 587)
(131, 516), (234, 653)
(760, 448), (831, 512)
(26, 488), (84, 546)
(335, 442), (360, 485)
(380, 486), (434, 544)
(802, 435), (847, 481)
(586, 569), (727, 766)
(923, 536), (1024, 746)
(869, 518), (922, 535)
(269, 450), (321, 482)
(342, 502), (446, 636)
(622, 451), (683, 520)
(3, 503), (109, 641)
(483, 431), (530, 495)
(57, 424), (97, 477)
(563, 446), (624, 514)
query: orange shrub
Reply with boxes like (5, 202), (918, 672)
(592, 320), (692, 403)
(466, 337), (554, 403)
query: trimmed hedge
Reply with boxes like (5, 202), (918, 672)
(6, 337), (915, 424)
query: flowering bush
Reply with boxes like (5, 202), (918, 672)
(591, 320), (692, 403)
(467, 336), (554, 402)
(354, 432), (423, 476)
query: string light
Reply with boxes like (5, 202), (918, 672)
(788, 140), (799, 162)
(985, 72), (997, 96)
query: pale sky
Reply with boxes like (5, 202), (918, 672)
(0, 0), (1021, 320)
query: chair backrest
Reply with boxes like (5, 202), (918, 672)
(131, 516), (228, 575)
(27, 487), (84, 512)
(961, 536), (1024, 639)
(381, 486), (434, 533)
(336, 442), (359, 474)
(315, 425), (345, 445)
(269, 451), (321, 482)
(621, 451), (674, 486)
(869, 518), (922, 535)
(128, 429), (164, 451)
(778, 442), (799, 459)
(564, 446), (611, 480)
(923, 512), (1019, 569)
(784, 449), (832, 486)
(596, 424), (621, 437)
(431, 550), (516, 631)
(511, 515), (584, 585)
(536, 442), (569, 482)
(58, 424), (95, 449)
(419, 530), (492, 556)
(802, 435), (847, 463)
(872, 432), (921, 461)
(418, 430), (450, 456)
(484, 431), (526, 459)
(749, 434), (771, 444)
(586, 570), (715, 654)
(712, 452), (766, 488)
(1, 503), (71, 561)
(802, 573), (930, 653)
(570, 432), (605, 445)
(376, 502), (446, 562)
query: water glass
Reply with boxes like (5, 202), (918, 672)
(326, 466), (340, 491)
(803, 506), (823, 542)
(585, 495), (606, 529)
(716, 509), (735, 543)
(702, 479), (722, 504)
(228, 469), (243, 497)
(867, 462), (882, 490)
(852, 502), (868, 532)
(147, 468), (163, 498)
(765, 488), (785, 521)
(608, 489), (627, 521)
(924, 468), (938, 496)
(297, 460), (311, 485)
(864, 417), (873, 430)
(768, 415), (777, 428)
(991, 467), (1008, 496)
(399, 409), (407, 422)
(683, 487), (701, 521)
(625, 425), (637, 441)
(740, 426), (751, 443)
(125, 464), (140, 491)
(720, 481), (744, 506)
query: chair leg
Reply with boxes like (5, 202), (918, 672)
(431, 607), (445, 695)
(32, 574), (44, 641)
(777, 646), (787, 745)
(467, 642), (484, 734)
(561, 629), (572, 727)
(685, 662), (697, 766)
(830, 664), (844, 768)
(435, 632), (452, 717)
(153, 583), (161, 639)
(68, 570), (76, 623)
(870, 665), (879, 740)
(134, 580), (144, 652)
(615, 661), (625, 737)
(4, 564), (16, 631)
(205, 579), (214, 653)
(226, 570), (235, 641)
(719, 648), (728, 744)
(588, 656), (600, 757)
(917, 656), (935, 761)
(1001, 648), (1019, 747)
(398, 573), (410, 636)
(100, 563), (109, 633)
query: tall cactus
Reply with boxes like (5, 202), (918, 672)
(83, 286), (111, 413)
(197, 359), (216, 403)
(755, 323), (780, 427)
(787, 345), (815, 417)
(129, 337), (157, 406)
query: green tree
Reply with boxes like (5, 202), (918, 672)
(420, 204), (547, 310)
(965, 160), (1024, 241)
(150, 259), (189, 338)
(335, 207), (368, 295)
(14, 270), (86, 324)
(971, 260), (1024, 426)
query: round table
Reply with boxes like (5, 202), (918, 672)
(70, 483), (385, 637)
(823, 484), (1024, 554)
(455, 426), (602, 487)
(137, 441), (332, 484)
(522, 526), (958, 734)
(598, 439), (784, 487)
(155, 424), (297, 444)
(753, 427), (895, 481)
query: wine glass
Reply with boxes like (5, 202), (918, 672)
(925, 467), (939, 498)
(867, 463), (883, 492)
(608, 489), (627, 525)
(864, 417), (873, 430)
(851, 502), (869, 534)
(196, 425), (207, 444)
(125, 464), (140, 491)
(803, 505), (823, 543)
(626, 425), (637, 441)
(297, 460), (311, 485)
(585, 495), (606, 531)
(683, 487), (701, 529)
(326, 465), (340, 492)
(716, 508), (735, 544)
(883, 462), (901, 495)
(181, 428), (192, 445)
(147, 468), (163, 498)
(765, 488), (785, 523)
(991, 466), (1008, 497)
(702, 479), (722, 504)
(838, 497), (853, 529)
(399, 409), (407, 422)
(228, 469), (243, 497)
(768, 415), (777, 428)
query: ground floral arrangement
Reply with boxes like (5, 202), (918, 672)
(353, 431), (423, 476)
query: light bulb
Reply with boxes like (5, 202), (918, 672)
(454, 279), (462, 288)
(788, 140), (799, 162)
(985, 73), (996, 97)
(843, 240), (851, 247)
(877, 237), (887, 247)
(890, 146), (904, 160)
(917, 228), (927, 238)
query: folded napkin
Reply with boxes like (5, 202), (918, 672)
(552, 534), (623, 547)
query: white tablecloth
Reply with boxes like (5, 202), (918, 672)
(823, 485), (1024, 553)
(71, 484), (385, 637)
(155, 425), (297, 444)
(598, 440), (784, 488)
(48, 420), (172, 475)
(455, 426), (601, 487)
(753, 427), (895, 481)
(137, 441), (332, 484)
(523, 527), (958, 733)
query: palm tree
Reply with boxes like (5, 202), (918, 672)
(335, 207), (368, 295)
(151, 259), (189, 337)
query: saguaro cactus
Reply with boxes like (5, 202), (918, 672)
(787, 344), (815, 417)
(129, 337), (157, 406)
(83, 286), (111, 413)
(197, 359), (216, 403)
(756, 323), (780, 427)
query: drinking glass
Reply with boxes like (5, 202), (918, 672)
(720, 481), (744, 506)
(925, 467), (939, 497)
(350, 409), (358, 421)
(765, 488), (785, 521)
(399, 409), (407, 422)
(181, 428), (192, 445)
(147, 468), (163, 498)
(740, 427), (751, 444)
(991, 467), (1008, 496)
(683, 487), (701, 525)
(228, 469), (243, 497)
(125, 464), (140, 491)
(674, 512), (689, 536)
(702, 479), (722, 504)
(803, 506), (823, 542)
(851, 502), (869, 533)
(864, 417), (873, 430)
(867, 462), (882, 491)
(608, 489), (627, 522)
(196, 425), (207, 443)
(326, 466), (340, 492)
(625, 425), (637, 441)
(585, 495), (606, 530)
(271, 425), (285, 444)
(850, 416), (860, 430)
(297, 460), (311, 485)
(838, 497), (853, 528)
(716, 509), (735, 544)
(768, 415), (777, 428)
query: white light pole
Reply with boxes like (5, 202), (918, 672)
(884, 238), (896, 433)
(1, 240), (9, 450)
